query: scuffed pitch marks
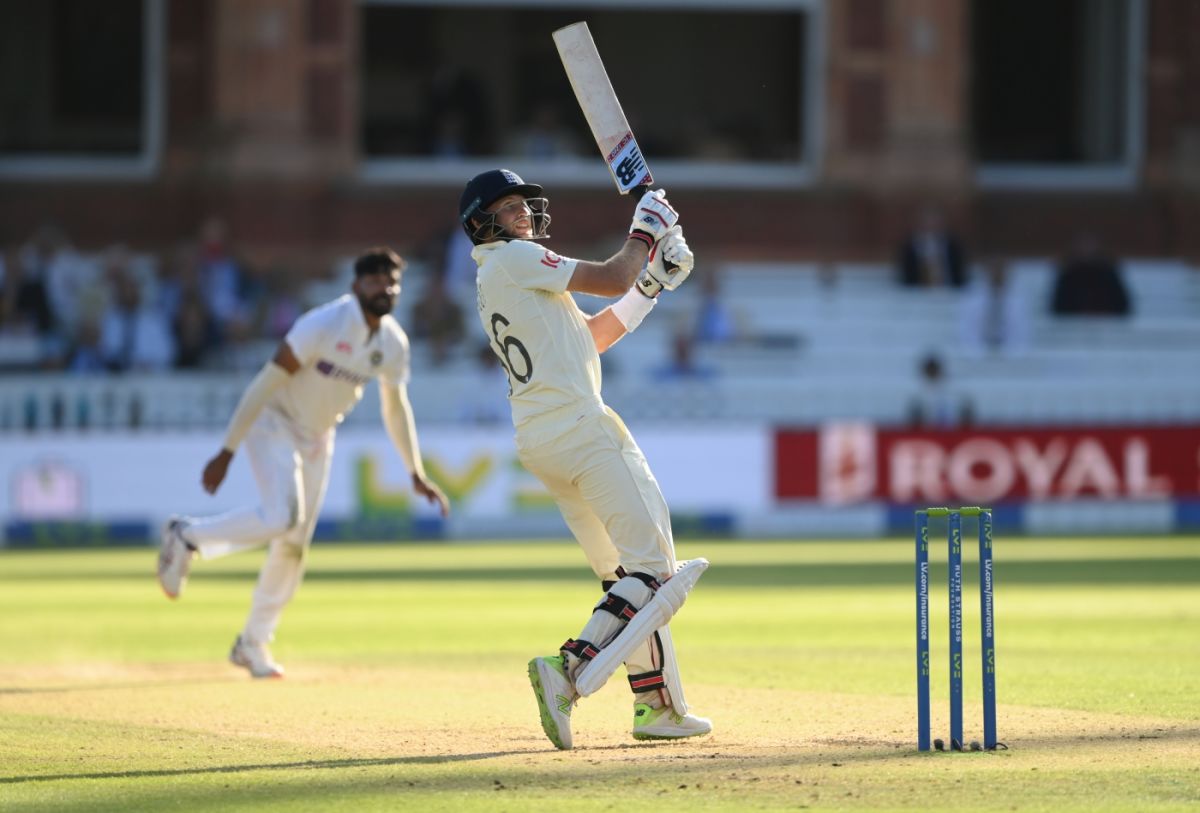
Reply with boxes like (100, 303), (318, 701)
(5, 665), (1199, 790)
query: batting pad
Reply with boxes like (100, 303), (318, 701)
(575, 558), (708, 697)
(656, 625), (689, 716)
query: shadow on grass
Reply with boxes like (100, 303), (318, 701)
(4, 558), (1199, 587)
(9, 724), (1200, 810)
(0, 751), (530, 785)
(0, 678), (241, 696)
(7, 727), (1200, 813)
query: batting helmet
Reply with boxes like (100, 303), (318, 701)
(458, 169), (550, 244)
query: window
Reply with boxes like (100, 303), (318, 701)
(971, 0), (1145, 188)
(0, 0), (164, 179)
(359, 0), (823, 188)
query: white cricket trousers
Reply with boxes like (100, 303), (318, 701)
(185, 408), (333, 644)
(516, 405), (676, 581)
(516, 404), (678, 696)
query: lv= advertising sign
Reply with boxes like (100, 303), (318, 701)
(775, 424), (1200, 504)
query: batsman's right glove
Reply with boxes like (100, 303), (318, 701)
(628, 188), (679, 247)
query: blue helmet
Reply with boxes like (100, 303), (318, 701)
(458, 168), (550, 244)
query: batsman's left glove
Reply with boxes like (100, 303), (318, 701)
(635, 226), (694, 298)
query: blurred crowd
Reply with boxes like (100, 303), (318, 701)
(1, 202), (1155, 433)
(895, 205), (1136, 430)
(1, 206), (1137, 376)
(0, 217), (303, 375)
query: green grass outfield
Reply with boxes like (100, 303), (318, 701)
(1, 537), (1197, 812)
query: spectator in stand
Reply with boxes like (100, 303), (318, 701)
(262, 269), (305, 340)
(909, 353), (971, 429)
(652, 330), (718, 382)
(692, 270), (740, 344)
(958, 259), (1031, 357)
(422, 68), (493, 156)
(197, 216), (250, 340)
(154, 242), (226, 369)
(428, 110), (470, 159)
(0, 250), (7, 307)
(1051, 233), (1131, 316)
(154, 242), (197, 323)
(19, 224), (101, 345)
(221, 318), (268, 373)
(503, 103), (583, 159)
(67, 318), (107, 374)
(897, 205), (967, 288)
(0, 249), (40, 371)
(1, 227), (75, 369)
(410, 271), (465, 366)
(174, 289), (218, 369)
(0, 249), (14, 326)
(99, 260), (176, 372)
(7, 239), (55, 337)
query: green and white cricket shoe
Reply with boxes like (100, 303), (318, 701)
(528, 655), (576, 750)
(631, 703), (713, 741)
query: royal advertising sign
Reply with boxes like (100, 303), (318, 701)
(3, 422), (1198, 544)
(776, 424), (1200, 504)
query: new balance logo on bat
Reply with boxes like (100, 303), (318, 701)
(607, 134), (652, 192)
(616, 151), (646, 185)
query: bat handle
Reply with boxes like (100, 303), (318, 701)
(631, 185), (679, 271)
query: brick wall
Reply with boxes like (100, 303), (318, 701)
(2, 0), (1196, 269)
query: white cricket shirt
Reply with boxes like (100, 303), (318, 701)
(472, 239), (602, 430)
(270, 294), (410, 435)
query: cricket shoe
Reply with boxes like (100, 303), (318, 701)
(229, 635), (285, 679)
(631, 703), (713, 741)
(157, 516), (195, 600)
(528, 655), (577, 750)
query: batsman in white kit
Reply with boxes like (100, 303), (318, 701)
(459, 169), (712, 749)
(156, 247), (449, 678)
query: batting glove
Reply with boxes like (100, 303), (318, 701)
(628, 189), (679, 248)
(635, 226), (694, 298)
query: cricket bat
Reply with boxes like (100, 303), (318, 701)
(553, 21), (654, 195)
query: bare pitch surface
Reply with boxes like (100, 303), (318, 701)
(1, 538), (1197, 811)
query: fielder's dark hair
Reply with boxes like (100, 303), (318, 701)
(354, 247), (406, 277)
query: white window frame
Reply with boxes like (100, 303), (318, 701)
(359, 0), (825, 189)
(0, 0), (165, 181)
(975, 0), (1146, 191)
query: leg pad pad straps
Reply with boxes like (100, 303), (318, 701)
(575, 558), (709, 698)
(617, 567), (662, 592)
(573, 576), (653, 657)
(628, 669), (666, 693)
(596, 593), (639, 622)
(561, 638), (600, 663)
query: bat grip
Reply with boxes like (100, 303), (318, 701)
(632, 185), (679, 272)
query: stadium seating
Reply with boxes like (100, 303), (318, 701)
(2, 259), (1197, 431)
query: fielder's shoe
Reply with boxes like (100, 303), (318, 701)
(157, 517), (195, 600)
(632, 703), (713, 741)
(229, 635), (285, 679)
(528, 655), (577, 750)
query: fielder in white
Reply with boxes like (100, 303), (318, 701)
(459, 169), (711, 749)
(157, 247), (449, 678)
